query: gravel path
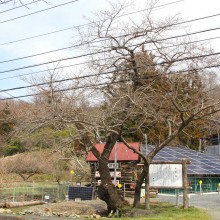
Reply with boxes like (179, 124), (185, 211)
(157, 192), (220, 220)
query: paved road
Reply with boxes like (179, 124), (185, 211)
(157, 192), (220, 220)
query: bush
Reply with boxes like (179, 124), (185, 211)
(4, 145), (24, 156)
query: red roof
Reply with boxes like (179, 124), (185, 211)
(86, 142), (140, 162)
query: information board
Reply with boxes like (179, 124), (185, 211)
(149, 164), (182, 187)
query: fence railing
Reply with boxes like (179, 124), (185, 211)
(0, 185), (69, 202)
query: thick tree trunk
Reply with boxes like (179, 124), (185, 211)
(97, 156), (126, 213)
(92, 132), (128, 213)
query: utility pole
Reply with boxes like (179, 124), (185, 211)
(114, 141), (118, 185)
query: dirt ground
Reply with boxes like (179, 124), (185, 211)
(18, 199), (108, 218)
(0, 197), (158, 220)
(2, 195), (218, 219)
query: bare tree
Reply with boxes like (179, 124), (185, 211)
(0, 150), (64, 182)
(11, 0), (220, 213)
(70, 0), (220, 211)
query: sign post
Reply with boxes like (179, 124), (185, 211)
(70, 170), (74, 185)
(218, 183), (220, 194)
(149, 160), (190, 209)
(199, 180), (203, 194)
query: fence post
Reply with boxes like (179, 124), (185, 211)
(13, 187), (16, 202)
(57, 185), (59, 201)
(41, 188), (44, 201)
(32, 185), (34, 200)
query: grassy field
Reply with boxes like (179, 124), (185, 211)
(145, 204), (211, 220)
(115, 202), (212, 220)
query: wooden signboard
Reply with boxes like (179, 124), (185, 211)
(149, 164), (183, 187)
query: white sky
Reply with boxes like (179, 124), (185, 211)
(0, 0), (220, 100)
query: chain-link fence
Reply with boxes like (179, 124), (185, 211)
(0, 185), (69, 202)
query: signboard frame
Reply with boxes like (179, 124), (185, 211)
(149, 163), (183, 188)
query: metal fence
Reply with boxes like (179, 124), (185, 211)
(158, 176), (220, 194)
(0, 185), (69, 202)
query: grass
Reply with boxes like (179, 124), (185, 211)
(113, 202), (212, 220)
(146, 202), (211, 220)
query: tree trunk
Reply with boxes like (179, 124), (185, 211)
(145, 163), (150, 210)
(97, 153), (126, 213)
(93, 133), (128, 213)
(133, 162), (151, 209)
(133, 167), (146, 208)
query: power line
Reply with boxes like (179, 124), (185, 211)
(1, 5), (220, 64)
(0, 56), (112, 81)
(0, 26), (75, 46)
(1, 34), (220, 82)
(1, 50), (220, 93)
(0, 0), (13, 5)
(0, 88), (18, 100)
(1, 22), (220, 65)
(1, 25), (220, 74)
(0, 41), (89, 64)
(0, 62), (219, 101)
(0, 0), (183, 15)
(0, 49), (107, 74)
(3, 0), (218, 48)
(0, 0), (79, 24)
(0, 0), (183, 46)
(0, 0), (43, 14)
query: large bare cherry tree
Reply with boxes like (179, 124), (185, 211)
(10, 0), (220, 213)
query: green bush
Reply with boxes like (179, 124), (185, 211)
(4, 143), (24, 156)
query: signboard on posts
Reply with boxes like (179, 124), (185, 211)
(149, 164), (183, 187)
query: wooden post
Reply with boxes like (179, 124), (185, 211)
(182, 159), (189, 209)
(176, 189), (179, 206)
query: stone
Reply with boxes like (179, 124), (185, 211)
(0, 208), (5, 214)
(5, 209), (12, 214)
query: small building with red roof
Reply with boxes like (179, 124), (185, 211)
(86, 142), (140, 194)
(86, 142), (140, 162)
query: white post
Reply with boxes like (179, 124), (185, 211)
(13, 187), (15, 202)
(114, 141), (117, 185)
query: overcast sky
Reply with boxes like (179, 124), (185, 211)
(0, 0), (220, 100)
